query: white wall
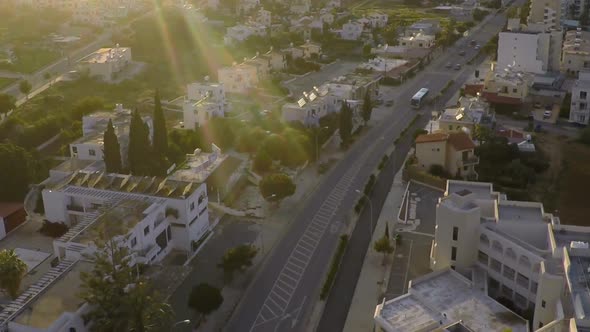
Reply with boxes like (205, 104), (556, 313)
(70, 143), (103, 161)
(42, 189), (67, 223)
(0, 216), (6, 240)
(498, 32), (546, 74)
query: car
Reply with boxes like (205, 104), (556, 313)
(445, 62), (452, 68)
(474, 44), (481, 50)
(533, 102), (542, 109)
(459, 50), (466, 56)
(454, 64), (462, 70)
(543, 110), (552, 119)
(470, 39), (477, 46)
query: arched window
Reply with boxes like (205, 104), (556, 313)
(533, 263), (540, 273)
(505, 248), (517, 261)
(480, 234), (490, 247)
(519, 255), (532, 269)
(69, 328), (77, 332)
(492, 240), (503, 254)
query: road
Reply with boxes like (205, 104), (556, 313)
(225, 6), (520, 332)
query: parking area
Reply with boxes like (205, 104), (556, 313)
(386, 181), (443, 299)
(532, 104), (560, 124)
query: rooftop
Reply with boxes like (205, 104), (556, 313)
(563, 30), (590, 54)
(51, 159), (98, 174)
(446, 180), (493, 200)
(497, 201), (544, 223)
(79, 46), (130, 64)
(376, 269), (528, 332)
(12, 261), (92, 329)
(48, 171), (201, 199)
(448, 132), (475, 151)
(0, 202), (24, 218)
(168, 145), (227, 183)
(415, 132), (448, 144)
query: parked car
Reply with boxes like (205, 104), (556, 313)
(474, 44), (481, 50)
(454, 64), (462, 70)
(445, 62), (452, 68)
(533, 102), (542, 109)
(470, 39), (477, 46)
(543, 110), (552, 119)
(459, 50), (466, 56)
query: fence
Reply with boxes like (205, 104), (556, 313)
(403, 165), (446, 190)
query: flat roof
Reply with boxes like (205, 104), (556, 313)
(79, 47), (130, 64)
(168, 149), (227, 183)
(12, 261), (92, 328)
(48, 171), (201, 199)
(377, 270), (528, 332)
(446, 180), (493, 200)
(497, 202), (544, 223)
(51, 159), (97, 173)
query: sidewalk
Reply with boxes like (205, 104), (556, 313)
(341, 167), (407, 332)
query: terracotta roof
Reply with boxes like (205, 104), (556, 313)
(481, 92), (522, 105)
(0, 202), (24, 218)
(448, 132), (475, 151)
(496, 128), (525, 139)
(415, 133), (448, 144)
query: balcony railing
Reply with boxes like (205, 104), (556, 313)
(66, 204), (84, 212)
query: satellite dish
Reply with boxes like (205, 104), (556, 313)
(204, 75), (210, 81)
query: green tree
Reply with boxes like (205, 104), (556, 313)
(128, 110), (153, 175)
(103, 119), (122, 173)
(560, 93), (572, 118)
(0, 93), (16, 116)
(80, 241), (173, 332)
(218, 244), (258, 282)
(152, 89), (168, 174)
(361, 91), (373, 125)
(339, 102), (353, 147)
(520, 0), (531, 24)
(19, 80), (32, 100)
(373, 233), (394, 265)
(262, 134), (287, 161)
(71, 96), (104, 120)
(0, 249), (28, 299)
(188, 283), (223, 318)
(472, 8), (489, 21)
(259, 173), (296, 201)
(253, 149), (272, 173)
(473, 125), (493, 142)
(0, 143), (37, 201)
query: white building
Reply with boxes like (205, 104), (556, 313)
(182, 98), (225, 129)
(561, 29), (590, 76)
(77, 45), (132, 81)
(367, 12), (388, 28)
(282, 85), (337, 126)
(187, 80), (226, 105)
(256, 7), (271, 27)
(223, 24), (267, 46)
(398, 33), (436, 49)
(569, 71), (590, 125)
(69, 105), (153, 165)
(218, 56), (269, 94)
(339, 20), (364, 40)
(428, 180), (590, 330)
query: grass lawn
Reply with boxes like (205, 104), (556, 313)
(0, 77), (17, 89)
(11, 48), (61, 74)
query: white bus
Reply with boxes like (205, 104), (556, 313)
(411, 88), (429, 109)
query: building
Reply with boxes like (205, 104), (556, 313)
(0, 202), (26, 241)
(77, 45), (132, 81)
(339, 20), (364, 40)
(404, 19), (440, 37)
(281, 85), (337, 126)
(299, 40), (322, 59)
(69, 104), (153, 165)
(290, 0), (310, 14)
(438, 96), (495, 134)
(187, 80), (226, 105)
(217, 59), (265, 94)
(482, 63), (533, 105)
(256, 7), (271, 27)
(430, 179), (590, 330)
(561, 29), (590, 76)
(527, 0), (561, 29)
(561, 0), (585, 21)
(569, 71), (590, 125)
(370, 44), (432, 61)
(223, 24), (267, 45)
(366, 12), (388, 28)
(497, 26), (562, 75)
(374, 268), (529, 332)
(357, 57), (407, 75)
(414, 132), (479, 179)
(238, 0), (259, 14)
(398, 33), (436, 48)
(261, 49), (287, 71)
(182, 97), (225, 129)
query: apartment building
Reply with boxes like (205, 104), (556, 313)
(299, 41), (322, 59)
(256, 7), (271, 27)
(187, 81), (226, 105)
(498, 27), (562, 74)
(182, 97), (225, 129)
(261, 49), (287, 71)
(569, 71), (590, 125)
(77, 45), (132, 81)
(69, 105), (153, 165)
(527, 0), (561, 29)
(398, 33), (436, 49)
(282, 85), (337, 126)
(223, 24), (267, 45)
(482, 63), (533, 105)
(429, 180), (590, 330)
(414, 132), (479, 179)
(367, 12), (388, 28)
(217, 58), (266, 94)
(561, 29), (590, 76)
(561, 0), (586, 20)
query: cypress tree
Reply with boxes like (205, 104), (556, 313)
(153, 89), (168, 157)
(103, 119), (122, 173)
(339, 102), (353, 147)
(128, 110), (152, 175)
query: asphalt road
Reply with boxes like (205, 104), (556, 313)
(225, 7), (520, 332)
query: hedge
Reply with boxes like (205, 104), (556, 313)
(320, 235), (349, 300)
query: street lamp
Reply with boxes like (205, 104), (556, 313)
(172, 319), (191, 330)
(355, 189), (373, 237)
(315, 126), (330, 163)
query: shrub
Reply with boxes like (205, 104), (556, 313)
(429, 164), (446, 177)
(320, 235), (348, 300)
(39, 221), (68, 238)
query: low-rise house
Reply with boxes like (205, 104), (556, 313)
(569, 71), (590, 125)
(218, 56), (269, 94)
(70, 104), (153, 165)
(367, 12), (388, 28)
(223, 24), (267, 45)
(182, 97), (225, 129)
(319, 10), (335, 26)
(261, 48), (287, 71)
(561, 29), (590, 76)
(299, 40), (322, 59)
(415, 132), (479, 179)
(405, 19), (440, 37)
(77, 45), (132, 81)
(495, 127), (535, 152)
(357, 57), (408, 75)
(324, 0), (341, 9)
(187, 80), (226, 105)
(339, 20), (364, 40)
(290, 0), (311, 14)
(370, 44), (432, 60)
(0, 202), (26, 241)
(482, 63), (532, 105)
(282, 86), (336, 126)
(256, 7), (271, 27)
(438, 96), (495, 134)
(398, 33), (436, 48)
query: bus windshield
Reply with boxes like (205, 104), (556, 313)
(411, 88), (429, 108)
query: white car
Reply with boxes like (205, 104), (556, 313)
(543, 110), (552, 119)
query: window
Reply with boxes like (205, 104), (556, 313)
(542, 300), (546, 308)
(131, 237), (137, 247)
(463, 166), (468, 171)
(581, 103), (586, 110)
(452, 227), (458, 241)
(89, 149), (96, 156)
(539, 322), (543, 328)
(72, 146), (78, 153)
(451, 246), (457, 261)
(144, 225), (150, 236)
(69, 328), (77, 332)
(190, 202), (195, 211)
(581, 91), (587, 100)
(513, 88), (517, 93)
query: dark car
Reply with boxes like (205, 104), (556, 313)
(459, 50), (466, 56)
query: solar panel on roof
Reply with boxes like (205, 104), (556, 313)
(298, 98), (307, 107)
(309, 92), (317, 101)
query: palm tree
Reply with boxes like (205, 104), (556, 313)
(0, 249), (28, 298)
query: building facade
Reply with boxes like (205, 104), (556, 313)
(414, 132), (479, 179)
(77, 45), (132, 81)
(569, 71), (590, 125)
(561, 29), (590, 76)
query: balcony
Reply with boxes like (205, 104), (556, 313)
(457, 156), (480, 167)
(66, 204), (84, 213)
